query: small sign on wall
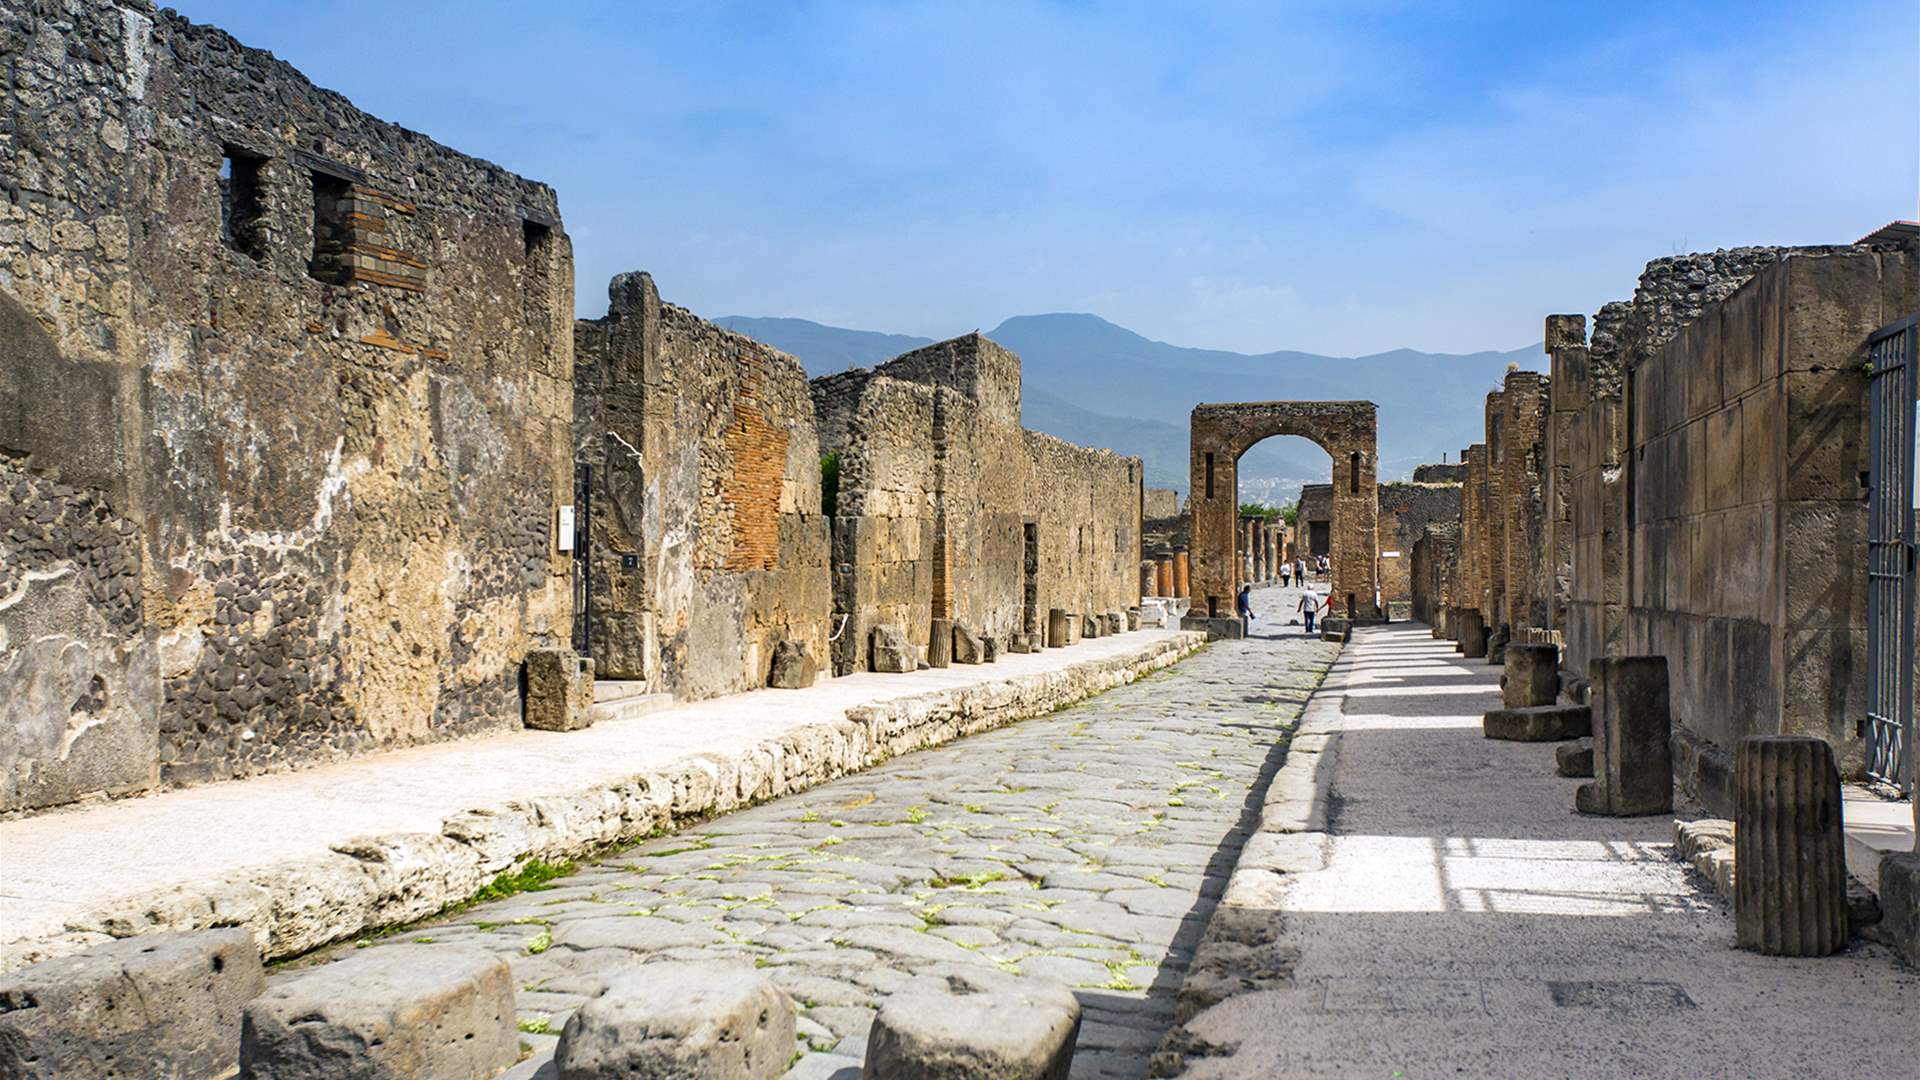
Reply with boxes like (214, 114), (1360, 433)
(1381, 550), (1401, 558)
(557, 505), (576, 552)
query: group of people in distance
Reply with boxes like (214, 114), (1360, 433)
(1239, 554), (1333, 635)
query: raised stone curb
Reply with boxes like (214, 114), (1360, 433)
(5, 632), (1205, 972)
(1152, 641), (1352, 1075)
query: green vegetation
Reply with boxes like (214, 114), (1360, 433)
(470, 859), (575, 906)
(820, 452), (841, 516)
(517, 1017), (557, 1036)
(1278, 499), (1299, 526)
(1238, 501), (1280, 521)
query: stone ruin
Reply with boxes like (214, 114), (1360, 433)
(0, 0), (1148, 815)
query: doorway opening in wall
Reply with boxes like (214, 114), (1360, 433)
(1022, 521), (1039, 637)
(1865, 314), (1916, 793)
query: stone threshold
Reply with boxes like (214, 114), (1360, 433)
(1, 630), (1205, 972)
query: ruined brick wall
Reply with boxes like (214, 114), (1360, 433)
(1483, 393), (1507, 635)
(1412, 463), (1466, 484)
(1460, 444), (1486, 621)
(815, 334), (1140, 669)
(1377, 481), (1462, 618)
(1, 1), (574, 810)
(1619, 248), (1917, 810)
(575, 273), (831, 699)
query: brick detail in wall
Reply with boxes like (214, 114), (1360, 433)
(314, 183), (427, 292)
(720, 386), (788, 572)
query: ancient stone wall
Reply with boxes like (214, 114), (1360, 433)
(814, 335), (1140, 671)
(1563, 303), (1630, 675)
(1298, 484), (1332, 557)
(575, 273), (832, 699)
(1377, 480), (1463, 618)
(1483, 393), (1507, 637)
(1500, 373), (1549, 633)
(1411, 522), (1460, 626)
(1412, 463), (1466, 484)
(1621, 248), (1916, 807)
(1460, 444), (1487, 622)
(1, 1), (574, 810)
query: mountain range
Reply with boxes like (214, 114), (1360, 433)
(714, 312), (1543, 501)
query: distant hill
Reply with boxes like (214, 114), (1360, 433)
(716, 311), (1542, 500)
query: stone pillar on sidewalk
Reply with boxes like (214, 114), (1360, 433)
(1734, 735), (1847, 957)
(1574, 656), (1671, 816)
(928, 617), (953, 668)
(1455, 609), (1488, 658)
(1174, 551), (1191, 598)
(1501, 643), (1558, 707)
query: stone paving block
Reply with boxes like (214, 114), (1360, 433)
(242, 943), (516, 1079)
(555, 963), (795, 1079)
(0, 928), (263, 1080)
(865, 967), (1081, 1079)
(781, 1051), (862, 1080)
(1482, 704), (1590, 741)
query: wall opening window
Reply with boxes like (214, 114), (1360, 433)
(308, 171), (351, 281)
(1349, 452), (1360, 493)
(220, 148), (267, 260)
(1205, 452), (1215, 499)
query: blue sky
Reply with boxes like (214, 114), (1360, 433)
(175, 1), (1917, 356)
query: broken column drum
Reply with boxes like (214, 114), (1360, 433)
(1501, 643), (1558, 707)
(1733, 736), (1848, 957)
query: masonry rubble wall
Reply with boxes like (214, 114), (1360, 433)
(573, 274), (833, 700)
(1377, 480), (1462, 616)
(1143, 487), (1180, 521)
(1413, 462), (1467, 483)
(1410, 521), (1460, 626)
(812, 335), (1142, 673)
(1501, 373), (1550, 635)
(1, 0), (574, 812)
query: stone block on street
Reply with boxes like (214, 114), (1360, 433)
(865, 967), (1081, 1079)
(871, 625), (916, 672)
(241, 944), (517, 1079)
(1081, 614), (1103, 639)
(952, 624), (986, 664)
(525, 648), (595, 731)
(1501, 643), (1558, 707)
(0, 929), (264, 1080)
(1047, 609), (1080, 648)
(555, 963), (795, 1079)
(1104, 610), (1124, 635)
(1575, 655), (1672, 816)
(927, 618), (953, 668)
(1555, 737), (1594, 777)
(1875, 852), (1920, 967)
(1454, 609), (1487, 658)
(1482, 704), (1590, 742)
(768, 639), (819, 689)
(1126, 606), (1141, 631)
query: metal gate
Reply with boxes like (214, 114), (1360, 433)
(1865, 315), (1917, 792)
(571, 462), (593, 658)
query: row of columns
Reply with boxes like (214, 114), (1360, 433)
(1239, 516), (1288, 586)
(1142, 551), (1192, 600)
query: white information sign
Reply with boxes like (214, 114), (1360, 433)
(557, 505), (576, 552)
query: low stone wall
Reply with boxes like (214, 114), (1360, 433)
(3, 631), (1205, 972)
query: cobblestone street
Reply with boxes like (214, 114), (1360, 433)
(324, 589), (1336, 1079)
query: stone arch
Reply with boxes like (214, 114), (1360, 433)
(1189, 401), (1381, 627)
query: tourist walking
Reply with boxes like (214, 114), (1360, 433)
(1297, 589), (1323, 634)
(1279, 563), (1291, 588)
(1236, 584), (1254, 635)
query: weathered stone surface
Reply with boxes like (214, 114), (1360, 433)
(1103, 611), (1124, 636)
(769, 640), (819, 689)
(1180, 615), (1244, 641)
(952, 625), (986, 665)
(1733, 736), (1847, 957)
(927, 618), (954, 669)
(1482, 704), (1590, 742)
(526, 650), (596, 732)
(1555, 738), (1594, 778)
(1005, 633), (1037, 654)
(1454, 609), (1488, 658)
(1081, 614), (1103, 639)
(870, 626), (916, 673)
(1047, 610), (1080, 648)
(865, 968), (1081, 1080)
(1575, 656), (1672, 816)
(1876, 852), (1920, 967)
(0, 929), (263, 1080)
(1126, 607), (1141, 631)
(554, 964), (795, 1080)
(1500, 643), (1558, 708)
(241, 944), (516, 1079)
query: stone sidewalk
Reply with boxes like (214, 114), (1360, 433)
(270, 587), (1340, 1080)
(2, 627), (1200, 970)
(1168, 624), (1920, 1079)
